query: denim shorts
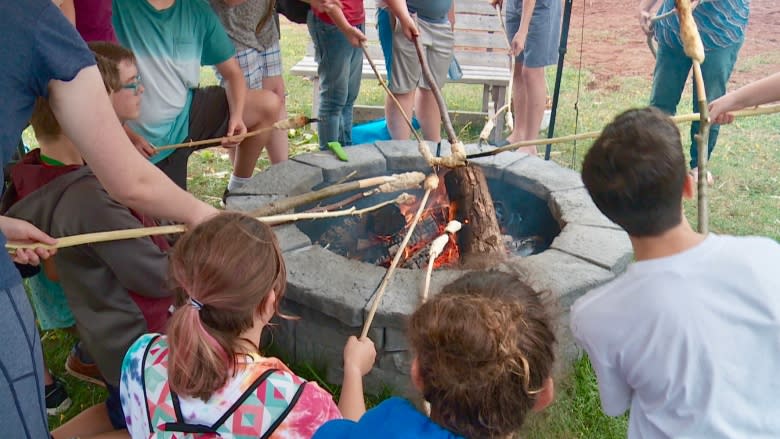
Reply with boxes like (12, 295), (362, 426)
(506, 0), (562, 67)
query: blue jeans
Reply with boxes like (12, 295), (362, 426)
(650, 40), (743, 169)
(308, 13), (364, 149)
(377, 8), (393, 82)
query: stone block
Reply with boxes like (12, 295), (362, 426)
(294, 312), (360, 367)
(550, 224), (632, 273)
(273, 225), (312, 253)
(363, 268), (467, 330)
(328, 364), (413, 396)
(375, 140), (430, 172)
(229, 160), (323, 196)
(548, 188), (621, 230)
(503, 156), (584, 199)
(292, 145), (387, 183)
(503, 249), (616, 309)
(225, 194), (281, 212)
(285, 246), (385, 326)
(470, 149), (528, 180)
(378, 351), (413, 375)
(384, 327), (409, 352)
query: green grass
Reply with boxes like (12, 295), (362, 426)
(42, 19), (780, 437)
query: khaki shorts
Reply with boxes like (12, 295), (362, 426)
(389, 18), (454, 94)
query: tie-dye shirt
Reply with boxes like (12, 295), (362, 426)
(120, 333), (342, 438)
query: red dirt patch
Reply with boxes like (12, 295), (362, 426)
(565, 0), (779, 90)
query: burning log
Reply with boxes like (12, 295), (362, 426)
(444, 165), (506, 268)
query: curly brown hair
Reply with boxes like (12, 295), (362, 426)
(408, 271), (556, 438)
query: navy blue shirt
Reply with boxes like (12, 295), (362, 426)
(0, 0), (95, 288)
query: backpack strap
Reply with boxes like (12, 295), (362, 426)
(162, 391), (220, 435)
(140, 334), (162, 435)
(259, 381), (307, 439)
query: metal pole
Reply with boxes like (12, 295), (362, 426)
(545, 0), (574, 160)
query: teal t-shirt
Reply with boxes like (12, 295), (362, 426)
(113, 0), (235, 163)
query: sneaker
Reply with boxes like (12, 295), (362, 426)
(65, 343), (105, 387)
(45, 378), (72, 416)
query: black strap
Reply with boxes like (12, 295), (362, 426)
(209, 368), (279, 429)
(259, 381), (307, 439)
(140, 335), (162, 434)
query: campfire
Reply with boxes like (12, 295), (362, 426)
(299, 167), (556, 271)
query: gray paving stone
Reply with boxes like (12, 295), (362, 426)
(384, 327), (409, 352)
(502, 249), (616, 309)
(274, 225), (312, 252)
(548, 188), (621, 230)
(292, 145), (387, 183)
(503, 156), (584, 199)
(363, 269), (468, 330)
(229, 160), (323, 196)
(285, 246), (384, 326)
(375, 140), (430, 172)
(550, 224), (633, 273)
(469, 150), (528, 180)
(225, 194), (281, 212)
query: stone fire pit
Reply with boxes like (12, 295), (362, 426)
(226, 141), (632, 392)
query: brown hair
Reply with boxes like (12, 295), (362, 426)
(30, 53), (118, 141)
(581, 107), (687, 237)
(88, 41), (136, 93)
(408, 271), (556, 438)
(166, 212), (287, 400)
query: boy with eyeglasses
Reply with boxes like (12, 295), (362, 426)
(3, 42), (174, 437)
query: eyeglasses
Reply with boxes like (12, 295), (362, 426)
(121, 75), (142, 95)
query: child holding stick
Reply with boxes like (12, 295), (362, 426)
(315, 271), (557, 438)
(119, 212), (377, 437)
(709, 72), (780, 124)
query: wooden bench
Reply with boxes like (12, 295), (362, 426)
(290, 0), (511, 142)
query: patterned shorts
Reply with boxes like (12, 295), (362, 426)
(218, 42), (283, 89)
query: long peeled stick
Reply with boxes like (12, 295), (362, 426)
(249, 172), (425, 217)
(411, 24), (467, 169)
(7, 194), (417, 252)
(465, 104), (780, 159)
(361, 174), (439, 338)
(155, 115), (314, 151)
(676, 0), (708, 233)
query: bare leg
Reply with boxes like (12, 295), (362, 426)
(518, 66), (547, 156)
(385, 91), (416, 140)
(261, 75), (289, 158)
(51, 403), (127, 439)
(507, 62), (525, 144)
(43, 366), (54, 385)
(233, 89), (283, 179)
(415, 88), (442, 143)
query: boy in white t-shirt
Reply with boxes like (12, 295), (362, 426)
(571, 107), (780, 438)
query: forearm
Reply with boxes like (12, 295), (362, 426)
(49, 67), (216, 226)
(327, 7), (354, 34)
(221, 67), (248, 126)
(518, 0), (536, 36)
(338, 366), (367, 421)
(729, 72), (780, 109)
(384, 0), (410, 20)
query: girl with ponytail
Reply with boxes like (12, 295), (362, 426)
(119, 212), (376, 438)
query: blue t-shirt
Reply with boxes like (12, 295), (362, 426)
(0, 0), (96, 289)
(313, 397), (463, 439)
(113, 0), (235, 163)
(654, 0), (749, 51)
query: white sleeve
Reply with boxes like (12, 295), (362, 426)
(570, 307), (632, 417)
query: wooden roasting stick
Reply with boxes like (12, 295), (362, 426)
(479, 3), (515, 143)
(155, 115), (314, 151)
(676, 0), (709, 233)
(466, 104), (780, 159)
(249, 172), (425, 217)
(6, 193), (418, 253)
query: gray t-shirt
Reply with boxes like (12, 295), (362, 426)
(209, 0), (279, 52)
(407, 0), (451, 23)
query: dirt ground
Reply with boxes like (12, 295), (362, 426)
(565, 0), (779, 90)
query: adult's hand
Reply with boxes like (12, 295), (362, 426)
(399, 14), (420, 41)
(638, 10), (654, 36)
(489, 0), (503, 7)
(0, 216), (57, 265)
(511, 28), (528, 56)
